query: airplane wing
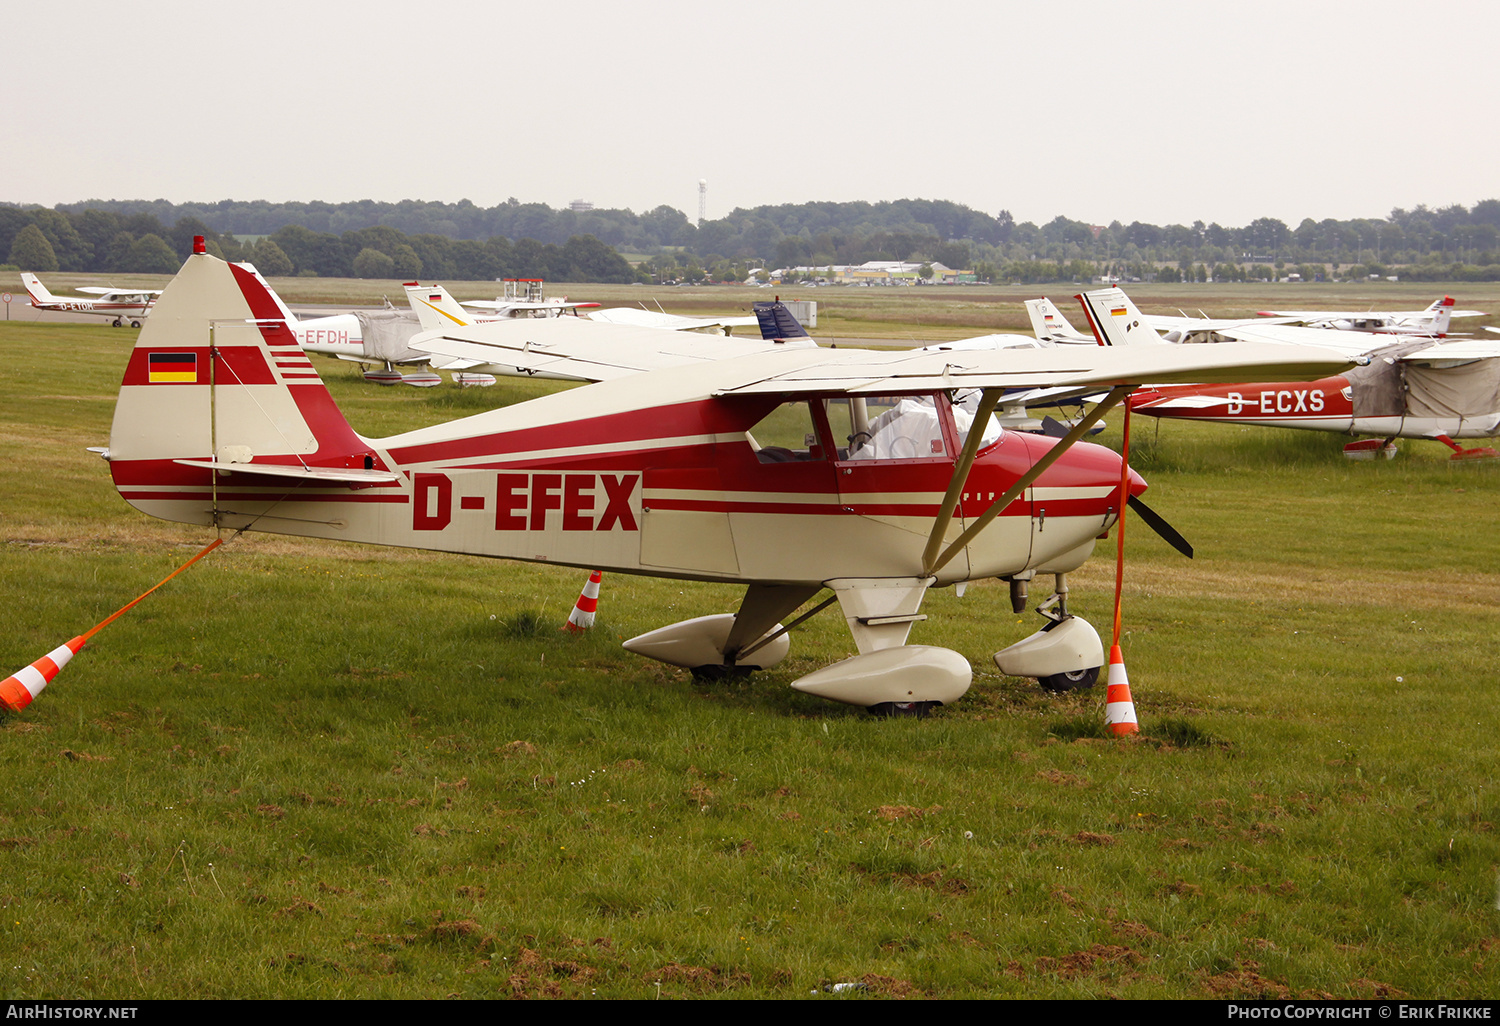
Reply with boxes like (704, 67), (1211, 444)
(77, 287), (164, 298)
(462, 299), (603, 311)
(704, 342), (1357, 397)
(1131, 393), (1236, 411)
(586, 307), (760, 331)
(1165, 321), (1389, 359)
(1145, 314), (1301, 332)
(411, 318), (820, 382)
(916, 333), (1050, 353)
(1262, 307), (1486, 321)
(414, 300), (1354, 393)
(1397, 338), (1500, 363)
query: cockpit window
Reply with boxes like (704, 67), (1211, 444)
(826, 395), (953, 462)
(949, 389), (1004, 452)
(746, 401), (825, 463)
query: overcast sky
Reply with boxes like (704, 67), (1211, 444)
(8, 0), (1497, 230)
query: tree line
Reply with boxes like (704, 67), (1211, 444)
(0, 206), (638, 282)
(8, 196), (1500, 283)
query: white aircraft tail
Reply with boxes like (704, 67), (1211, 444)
(20, 273), (56, 305)
(1427, 295), (1455, 336)
(404, 283), (473, 330)
(1075, 287), (1167, 346)
(1025, 297), (1094, 343)
(108, 252), (379, 528)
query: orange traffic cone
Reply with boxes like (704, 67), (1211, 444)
(0, 538), (222, 714)
(564, 571), (602, 632)
(0, 636), (86, 713)
(1104, 644), (1139, 736)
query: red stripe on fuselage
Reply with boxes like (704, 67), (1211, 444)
(386, 396), (770, 468)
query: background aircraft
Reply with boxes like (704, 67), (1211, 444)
(21, 272), (161, 327)
(1258, 296), (1484, 335)
(1077, 292), (1500, 458)
(407, 281), (759, 336)
(96, 244), (1354, 715)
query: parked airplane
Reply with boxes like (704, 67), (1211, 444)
(21, 273), (161, 327)
(406, 281), (759, 336)
(1091, 292), (1500, 458)
(406, 278), (600, 327)
(95, 243), (1353, 714)
(1258, 296), (1484, 336)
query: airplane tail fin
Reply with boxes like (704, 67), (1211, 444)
(1429, 295), (1455, 336)
(752, 299), (810, 340)
(108, 251), (382, 529)
(1075, 287), (1167, 346)
(20, 273), (55, 305)
(1025, 297), (1094, 343)
(404, 282), (473, 330)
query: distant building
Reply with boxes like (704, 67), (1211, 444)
(568, 200), (595, 212)
(769, 260), (974, 284)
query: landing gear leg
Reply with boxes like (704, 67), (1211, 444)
(993, 573), (1103, 691)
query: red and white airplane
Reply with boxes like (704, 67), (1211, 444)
(96, 243), (1352, 714)
(1047, 293), (1500, 459)
(21, 273), (161, 327)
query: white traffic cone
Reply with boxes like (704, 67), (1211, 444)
(1104, 644), (1139, 736)
(0, 637), (86, 713)
(564, 571), (602, 632)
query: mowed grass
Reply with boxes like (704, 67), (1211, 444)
(1, 319), (1499, 999)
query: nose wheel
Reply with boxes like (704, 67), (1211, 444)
(867, 701), (940, 718)
(1037, 666), (1100, 693)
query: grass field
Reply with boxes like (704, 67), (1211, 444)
(1, 302), (1499, 999)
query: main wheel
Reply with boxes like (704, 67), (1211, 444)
(111, 318), (122, 327)
(130, 319), (141, 328)
(1037, 666), (1100, 693)
(867, 701), (939, 719)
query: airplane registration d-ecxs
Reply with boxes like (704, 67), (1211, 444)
(95, 243), (1355, 715)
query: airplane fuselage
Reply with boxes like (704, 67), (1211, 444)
(110, 335), (1136, 588)
(1130, 377), (1500, 440)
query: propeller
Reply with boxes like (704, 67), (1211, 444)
(1125, 495), (1193, 559)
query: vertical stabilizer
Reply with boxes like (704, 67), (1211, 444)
(1075, 287), (1167, 347)
(108, 253), (377, 526)
(752, 300), (810, 340)
(1428, 296), (1455, 336)
(20, 273), (55, 305)
(404, 283), (474, 330)
(1025, 297), (1094, 343)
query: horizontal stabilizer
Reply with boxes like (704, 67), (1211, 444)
(170, 460), (399, 485)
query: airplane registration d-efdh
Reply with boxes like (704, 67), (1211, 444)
(99, 244), (1355, 715)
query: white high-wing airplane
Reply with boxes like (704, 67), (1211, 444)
(407, 281), (760, 336)
(93, 243), (1353, 714)
(409, 278), (601, 325)
(21, 273), (162, 327)
(1257, 296), (1484, 336)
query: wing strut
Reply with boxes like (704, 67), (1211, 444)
(919, 389), (1003, 575)
(923, 385), (1132, 577)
